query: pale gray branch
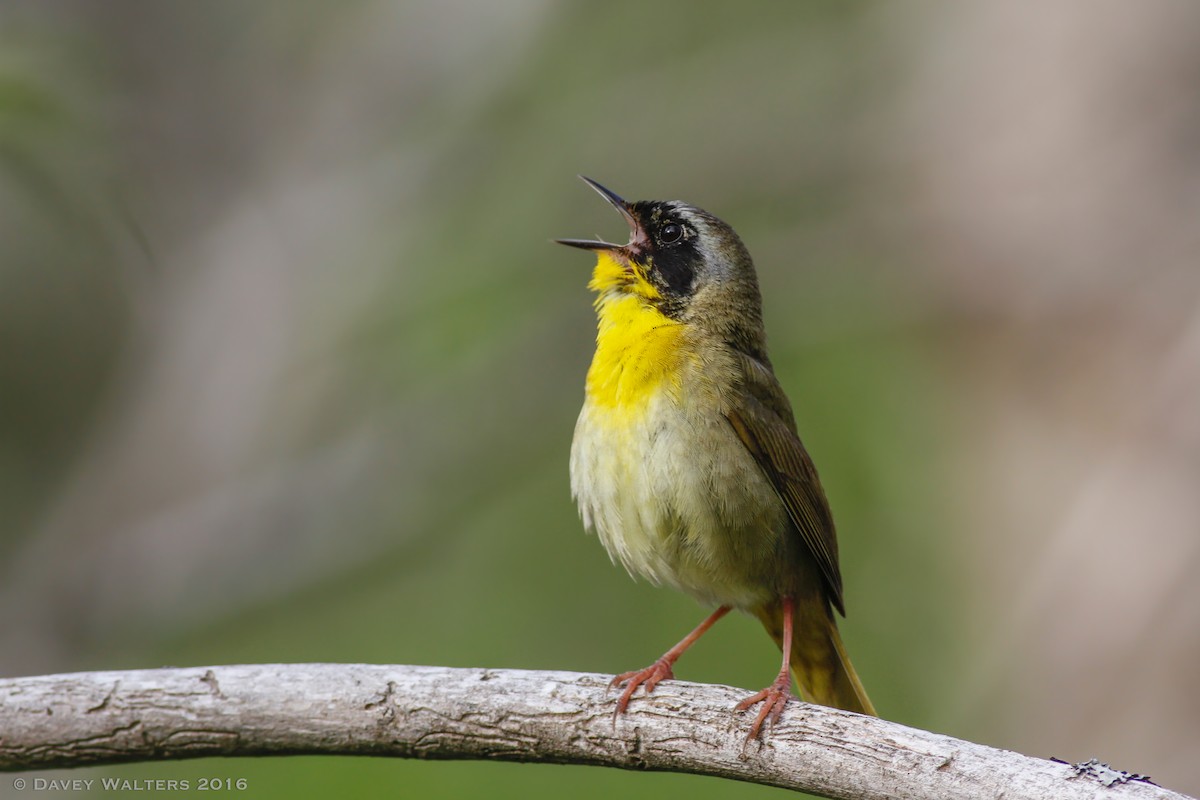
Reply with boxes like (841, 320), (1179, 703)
(0, 665), (1190, 800)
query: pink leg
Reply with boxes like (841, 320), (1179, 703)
(735, 595), (795, 741)
(611, 606), (731, 717)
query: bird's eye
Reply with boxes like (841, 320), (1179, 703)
(660, 222), (684, 244)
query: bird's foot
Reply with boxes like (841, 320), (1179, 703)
(735, 672), (793, 741)
(609, 657), (675, 717)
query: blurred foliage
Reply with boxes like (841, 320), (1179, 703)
(4, 0), (1198, 798)
(0, 44), (128, 558)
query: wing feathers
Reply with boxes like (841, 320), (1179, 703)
(725, 356), (845, 614)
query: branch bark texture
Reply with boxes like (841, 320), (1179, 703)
(0, 664), (1189, 800)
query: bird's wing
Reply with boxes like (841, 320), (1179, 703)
(725, 354), (845, 614)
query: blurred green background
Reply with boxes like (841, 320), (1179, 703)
(3, 1), (1199, 798)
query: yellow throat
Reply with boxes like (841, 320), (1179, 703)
(586, 252), (689, 412)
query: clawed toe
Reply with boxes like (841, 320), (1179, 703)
(736, 680), (792, 741)
(610, 659), (674, 716)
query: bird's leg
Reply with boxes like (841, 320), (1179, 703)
(736, 595), (795, 741)
(611, 605), (731, 717)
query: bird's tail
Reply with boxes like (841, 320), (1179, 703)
(755, 598), (877, 716)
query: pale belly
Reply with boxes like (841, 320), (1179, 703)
(570, 391), (789, 609)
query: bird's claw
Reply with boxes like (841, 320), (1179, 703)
(735, 677), (792, 741)
(610, 658), (675, 717)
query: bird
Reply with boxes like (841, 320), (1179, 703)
(558, 176), (876, 740)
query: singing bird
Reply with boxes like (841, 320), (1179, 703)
(559, 177), (876, 739)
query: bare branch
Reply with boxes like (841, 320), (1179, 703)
(0, 665), (1190, 800)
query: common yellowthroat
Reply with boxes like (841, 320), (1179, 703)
(558, 177), (876, 739)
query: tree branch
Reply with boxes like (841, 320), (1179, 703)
(0, 665), (1190, 799)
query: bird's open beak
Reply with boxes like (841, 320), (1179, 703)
(556, 177), (642, 251)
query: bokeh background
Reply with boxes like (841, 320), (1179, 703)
(2, 1), (1199, 797)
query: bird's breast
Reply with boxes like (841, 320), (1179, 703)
(584, 292), (689, 414)
(571, 307), (786, 608)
